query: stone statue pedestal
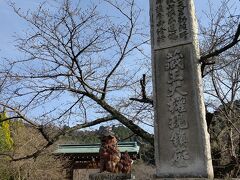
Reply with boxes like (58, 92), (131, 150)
(89, 172), (134, 180)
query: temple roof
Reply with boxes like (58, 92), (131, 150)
(54, 142), (140, 154)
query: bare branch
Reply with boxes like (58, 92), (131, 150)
(129, 97), (153, 105)
(200, 23), (240, 76)
(130, 74), (153, 105)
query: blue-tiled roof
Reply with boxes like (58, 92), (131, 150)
(54, 142), (139, 154)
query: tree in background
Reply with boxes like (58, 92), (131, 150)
(0, 120), (67, 180)
(0, 112), (14, 180)
(0, 112), (13, 152)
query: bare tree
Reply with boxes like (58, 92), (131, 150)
(0, 0), (154, 161)
(199, 0), (240, 77)
(204, 58), (240, 177)
(198, 0), (240, 177)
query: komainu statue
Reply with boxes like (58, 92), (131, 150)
(98, 126), (133, 173)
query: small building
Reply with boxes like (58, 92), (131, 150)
(54, 142), (140, 180)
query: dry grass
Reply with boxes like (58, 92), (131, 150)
(132, 161), (155, 180)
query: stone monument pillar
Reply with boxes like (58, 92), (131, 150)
(149, 0), (214, 179)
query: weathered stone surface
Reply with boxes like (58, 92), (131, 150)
(89, 172), (134, 180)
(150, 0), (193, 49)
(150, 0), (214, 179)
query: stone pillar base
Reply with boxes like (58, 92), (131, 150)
(89, 172), (134, 180)
(153, 176), (214, 180)
(154, 179), (211, 180)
